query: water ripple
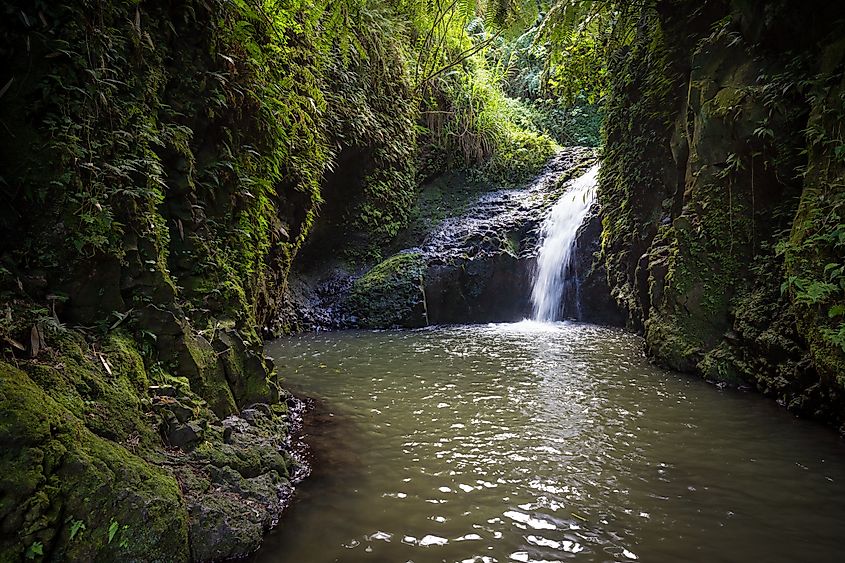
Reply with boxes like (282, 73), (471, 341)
(258, 323), (845, 563)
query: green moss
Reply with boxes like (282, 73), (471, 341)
(193, 441), (290, 481)
(216, 341), (272, 408)
(698, 342), (747, 385)
(180, 334), (237, 417)
(13, 327), (159, 451)
(345, 252), (428, 328)
(0, 362), (189, 562)
(644, 312), (705, 372)
(102, 332), (149, 394)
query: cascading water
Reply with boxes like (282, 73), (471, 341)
(530, 165), (599, 322)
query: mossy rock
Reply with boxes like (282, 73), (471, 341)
(178, 333), (238, 418)
(0, 362), (189, 562)
(343, 252), (427, 328)
(698, 342), (748, 386)
(643, 312), (705, 373)
(19, 328), (160, 451)
(211, 329), (274, 409)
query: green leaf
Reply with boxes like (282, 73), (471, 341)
(69, 519), (86, 540)
(829, 304), (845, 318)
(25, 542), (43, 559)
(118, 525), (130, 549)
(780, 275), (797, 295)
(108, 520), (119, 544)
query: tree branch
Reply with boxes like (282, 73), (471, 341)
(414, 31), (502, 94)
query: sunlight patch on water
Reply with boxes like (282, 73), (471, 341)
(503, 510), (557, 530)
(418, 535), (448, 547)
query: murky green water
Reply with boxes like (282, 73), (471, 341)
(258, 322), (845, 563)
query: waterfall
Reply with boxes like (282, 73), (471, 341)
(530, 165), (599, 322)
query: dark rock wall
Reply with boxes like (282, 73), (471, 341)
(599, 0), (845, 431)
(425, 254), (534, 325)
(570, 210), (627, 326)
(0, 0), (415, 559)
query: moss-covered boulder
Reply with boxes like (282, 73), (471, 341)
(0, 303), (302, 560)
(0, 362), (190, 562)
(342, 252), (428, 328)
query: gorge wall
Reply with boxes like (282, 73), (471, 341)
(599, 0), (845, 431)
(0, 0), (420, 559)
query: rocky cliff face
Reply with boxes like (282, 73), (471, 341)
(0, 0), (416, 559)
(599, 0), (845, 431)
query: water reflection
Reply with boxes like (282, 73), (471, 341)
(258, 323), (845, 562)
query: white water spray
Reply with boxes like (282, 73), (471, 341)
(530, 165), (599, 322)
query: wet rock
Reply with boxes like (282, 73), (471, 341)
(208, 464), (245, 488)
(340, 252), (428, 328)
(212, 328), (273, 408)
(153, 398), (195, 424)
(277, 268), (357, 331)
(155, 395), (308, 560)
(207, 465), (287, 510)
(171, 403), (195, 424)
(212, 328), (244, 354)
(177, 398), (307, 559)
(198, 414), (292, 479)
(166, 419), (204, 450)
(568, 210), (626, 326)
(180, 333), (238, 417)
(149, 384), (179, 398)
(188, 493), (265, 561)
(249, 402), (273, 417)
(241, 407), (266, 426)
(418, 148), (620, 325)
(424, 254), (533, 324)
(222, 414), (252, 437)
(263, 355), (275, 373)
